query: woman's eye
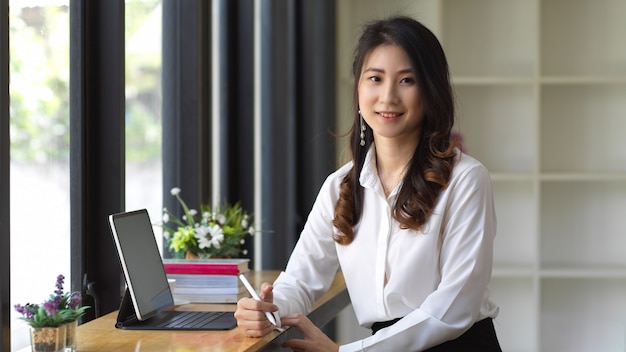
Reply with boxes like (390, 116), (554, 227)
(369, 76), (381, 82)
(400, 77), (414, 84)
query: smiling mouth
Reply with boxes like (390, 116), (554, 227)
(377, 112), (403, 118)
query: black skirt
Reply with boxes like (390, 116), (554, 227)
(371, 317), (502, 351)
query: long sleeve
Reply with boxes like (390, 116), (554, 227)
(271, 165), (346, 316)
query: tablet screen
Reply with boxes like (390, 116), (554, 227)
(109, 209), (174, 320)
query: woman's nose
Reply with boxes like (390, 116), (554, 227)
(379, 82), (399, 104)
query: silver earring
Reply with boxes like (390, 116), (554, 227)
(359, 111), (366, 147)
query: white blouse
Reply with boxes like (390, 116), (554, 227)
(272, 147), (500, 351)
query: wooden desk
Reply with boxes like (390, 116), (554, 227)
(74, 271), (348, 351)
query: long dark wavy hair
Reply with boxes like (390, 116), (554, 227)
(333, 16), (458, 245)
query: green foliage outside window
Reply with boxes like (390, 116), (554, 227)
(9, 1), (162, 164)
(10, 6), (70, 162)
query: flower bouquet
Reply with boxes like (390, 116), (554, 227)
(14, 274), (89, 352)
(162, 187), (259, 259)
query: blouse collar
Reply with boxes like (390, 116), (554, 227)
(358, 144), (405, 199)
(359, 144), (379, 190)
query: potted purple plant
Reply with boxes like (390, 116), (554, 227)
(14, 275), (89, 352)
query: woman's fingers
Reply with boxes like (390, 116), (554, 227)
(281, 313), (339, 352)
(239, 322), (275, 338)
(281, 313), (316, 334)
(260, 282), (274, 302)
(234, 297), (279, 337)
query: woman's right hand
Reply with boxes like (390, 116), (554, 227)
(234, 282), (279, 337)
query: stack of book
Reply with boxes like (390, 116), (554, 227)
(163, 258), (250, 303)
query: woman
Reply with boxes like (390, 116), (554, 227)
(235, 16), (502, 351)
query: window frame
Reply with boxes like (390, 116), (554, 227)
(1, 0), (11, 349)
(69, 0), (126, 321)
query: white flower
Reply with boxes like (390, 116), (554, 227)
(248, 226), (255, 235)
(242, 249), (248, 255)
(189, 209), (198, 217)
(162, 213), (170, 223)
(195, 226), (212, 249)
(241, 219), (248, 228)
(216, 214), (226, 225)
(196, 236), (212, 249)
(170, 187), (181, 196)
(208, 225), (224, 249)
(195, 226), (209, 237)
(240, 239), (245, 245)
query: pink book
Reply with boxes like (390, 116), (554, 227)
(163, 258), (250, 275)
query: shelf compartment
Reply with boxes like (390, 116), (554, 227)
(541, 278), (626, 352)
(455, 84), (537, 174)
(441, 0), (537, 77)
(540, 266), (626, 279)
(490, 277), (537, 352)
(540, 181), (626, 267)
(540, 173), (626, 182)
(541, 76), (626, 85)
(540, 84), (626, 173)
(541, 0), (626, 77)
(492, 180), (537, 268)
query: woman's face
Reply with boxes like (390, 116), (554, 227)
(358, 44), (424, 144)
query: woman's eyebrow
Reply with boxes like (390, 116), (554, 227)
(362, 67), (384, 74)
(362, 67), (414, 74)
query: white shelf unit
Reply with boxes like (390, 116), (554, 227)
(336, 0), (626, 351)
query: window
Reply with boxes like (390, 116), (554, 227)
(125, 0), (163, 252)
(9, 2), (163, 348)
(9, 1), (70, 350)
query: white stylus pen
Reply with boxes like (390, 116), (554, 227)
(239, 274), (277, 326)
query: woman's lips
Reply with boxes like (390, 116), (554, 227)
(377, 111), (403, 119)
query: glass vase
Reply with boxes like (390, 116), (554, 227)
(30, 324), (66, 352)
(63, 320), (78, 352)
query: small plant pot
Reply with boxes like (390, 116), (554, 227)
(30, 324), (66, 352)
